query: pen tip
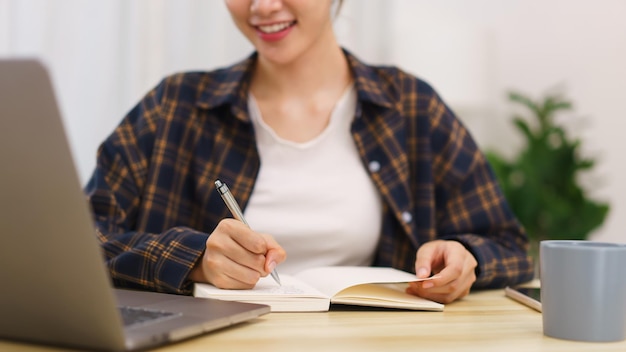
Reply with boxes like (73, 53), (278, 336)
(214, 180), (222, 187)
(271, 271), (281, 286)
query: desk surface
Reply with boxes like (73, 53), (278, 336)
(2, 288), (625, 352)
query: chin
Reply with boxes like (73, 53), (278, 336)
(256, 46), (303, 66)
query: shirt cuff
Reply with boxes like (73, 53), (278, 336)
(153, 227), (209, 294)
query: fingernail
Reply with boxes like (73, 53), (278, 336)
(268, 261), (276, 272)
(417, 267), (429, 278)
(422, 281), (434, 289)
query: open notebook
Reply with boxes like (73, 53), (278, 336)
(194, 266), (444, 312)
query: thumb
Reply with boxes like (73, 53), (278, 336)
(415, 243), (436, 279)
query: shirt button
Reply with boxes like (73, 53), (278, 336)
(401, 211), (413, 224)
(368, 161), (381, 173)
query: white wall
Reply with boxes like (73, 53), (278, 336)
(377, 0), (626, 244)
(1, 0), (624, 243)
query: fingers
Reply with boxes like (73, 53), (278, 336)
(208, 220), (267, 269)
(223, 219), (269, 254)
(195, 219), (285, 289)
(260, 233), (287, 274)
(406, 271), (473, 304)
(207, 257), (263, 289)
(414, 249), (433, 280)
(414, 240), (447, 281)
(408, 240), (478, 304)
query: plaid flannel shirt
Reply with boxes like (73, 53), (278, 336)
(85, 50), (534, 295)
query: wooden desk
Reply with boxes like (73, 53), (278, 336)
(2, 288), (625, 351)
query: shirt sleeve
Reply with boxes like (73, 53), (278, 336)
(428, 92), (534, 288)
(84, 84), (207, 295)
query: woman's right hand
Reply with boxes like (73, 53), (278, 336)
(188, 218), (286, 289)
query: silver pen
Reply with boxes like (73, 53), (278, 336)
(214, 179), (282, 286)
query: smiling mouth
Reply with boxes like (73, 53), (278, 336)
(256, 21), (297, 34)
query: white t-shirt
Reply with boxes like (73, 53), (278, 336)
(244, 85), (383, 275)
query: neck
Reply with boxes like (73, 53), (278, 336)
(251, 34), (351, 99)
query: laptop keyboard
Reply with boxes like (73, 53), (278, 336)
(119, 306), (181, 327)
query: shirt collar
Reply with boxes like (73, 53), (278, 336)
(344, 49), (395, 109)
(195, 48), (395, 119)
(196, 52), (256, 116)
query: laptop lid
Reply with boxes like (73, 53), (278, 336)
(0, 59), (269, 351)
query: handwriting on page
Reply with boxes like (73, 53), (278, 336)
(253, 285), (308, 295)
(253, 276), (312, 295)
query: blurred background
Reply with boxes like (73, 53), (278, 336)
(1, 0), (624, 244)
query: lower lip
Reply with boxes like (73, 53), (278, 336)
(255, 24), (294, 42)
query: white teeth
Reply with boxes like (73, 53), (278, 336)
(258, 22), (293, 34)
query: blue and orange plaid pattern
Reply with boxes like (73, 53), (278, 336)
(86, 50), (534, 295)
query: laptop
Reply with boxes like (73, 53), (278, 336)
(0, 59), (270, 351)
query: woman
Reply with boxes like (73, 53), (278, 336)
(86, 0), (533, 304)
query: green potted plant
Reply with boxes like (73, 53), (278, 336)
(486, 91), (610, 264)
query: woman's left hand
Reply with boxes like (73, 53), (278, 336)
(406, 240), (477, 304)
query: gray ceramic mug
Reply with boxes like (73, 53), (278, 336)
(540, 240), (626, 342)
